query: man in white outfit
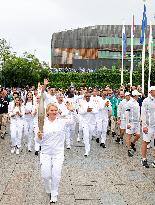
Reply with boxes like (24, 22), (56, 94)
(91, 88), (101, 139)
(56, 94), (72, 149)
(116, 92), (131, 144)
(42, 79), (57, 108)
(125, 90), (141, 157)
(78, 92), (98, 156)
(141, 86), (155, 168)
(96, 90), (112, 148)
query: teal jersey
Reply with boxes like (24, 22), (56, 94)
(109, 96), (118, 117)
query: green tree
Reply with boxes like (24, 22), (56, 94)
(0, 38), (11, 86)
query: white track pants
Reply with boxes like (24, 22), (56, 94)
(40, 152), (64, 197)
(82, 123), (95, 153)
(10, 120), (23, 148)
(96, 119), (108, 144)
(24, 118), (34, 150)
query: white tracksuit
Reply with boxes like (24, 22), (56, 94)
(56, 101), (71, 147)
(43, 92), (57, 108)
(24, 102), (35, 150)
(125, 98), (140, 135)
(33, 102), (40, 152)
(91, 96), (102, 137)
(76, 97), (84, 141)
(141, 95), (155, 145)
(117, 99), (128, 129)
(38, 113), (76, 197)
(78, 99), (98, 153)
(98, 98), (112, 144)
(9, 105), (24, 148)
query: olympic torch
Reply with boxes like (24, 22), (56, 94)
(38, 82), (45, 133)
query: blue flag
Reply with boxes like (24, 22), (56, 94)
(122, 25), (127, 56)
(140, 4), (147, 44)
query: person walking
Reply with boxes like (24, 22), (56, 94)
(125, 90), (141, 157)
(9, 97), (24, 154)
(141, 86), (155, 168)
(37, 102), (76, 203)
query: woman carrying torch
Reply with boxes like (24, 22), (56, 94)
(37, 83), (76, 203)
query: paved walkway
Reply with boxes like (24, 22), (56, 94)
(0, 130), (155, 205)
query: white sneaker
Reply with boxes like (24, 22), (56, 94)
(84, 151), (89, 157)
(66, 145), (71, 149)
(77, 136), (80, 142)
(147, 143), (151, 149)
(11, 147), (16, 154)
(28, 146), (32, 152)
(16, 148), (20, 155)
(50, 195), (58, 203)
(152, 162), (155, 168)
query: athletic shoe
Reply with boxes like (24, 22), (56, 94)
(141, 159), (149, 168)
(66, 145), (71, 149)
(147, 143), (151, 149)
(84, 151), (89, 157)
(77, 136), (80, 142)
(50, 195), (58, 203)
(96, 138), (99, 143)
(152, 162), (155, 168)
(128, 150), (134, 157)
(115, 137), (120, 143)
(100, 143), (106, 148)
(119, 138), (124, 144)
(35, 151), (39, 156)
(16, 148), (20, 155)
(131, 142), (136, 152)
(11, 147), (16, 154)
(112, 132), (116, 138)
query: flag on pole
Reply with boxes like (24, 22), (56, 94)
(140, 3), (147, 94)
(121, 24), (127, 85)
(148, 22), (153, 92)
(130, 15), (135, 87)
(132, 15), (135, 36)
(140, 4), (147, 44)
(122, 25), (127, 57)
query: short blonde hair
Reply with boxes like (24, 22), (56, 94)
(46, 103), (58, 116)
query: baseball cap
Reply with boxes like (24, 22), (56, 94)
(125, 92), (130, 96)
(149, 86), (155, 92)
(132, 90), (141, 96)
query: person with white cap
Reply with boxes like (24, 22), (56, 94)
(141, 86), (155, 168)
(125, 90), (141, 157)
(96, 90), (112, 148)
(116, 92), (131, 144)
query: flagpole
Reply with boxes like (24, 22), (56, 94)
(121, 26), (124, 86)
(130, 15), (134, 87)
(148, 21), (152, 92)
(142, 32), (145, 94)
(141, 1), (147, 94)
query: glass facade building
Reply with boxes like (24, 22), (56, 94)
(51, 25), (155, 69)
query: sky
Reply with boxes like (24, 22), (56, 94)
(0, 0), (154, 64)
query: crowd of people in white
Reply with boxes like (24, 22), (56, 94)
(0, 80), (155, 203)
